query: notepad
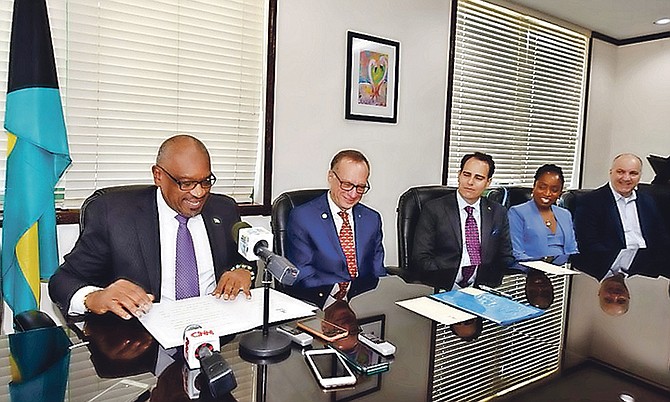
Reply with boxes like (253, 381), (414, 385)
(429, 287), (544, 326)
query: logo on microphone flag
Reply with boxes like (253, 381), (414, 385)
(2, 0), (71, 316)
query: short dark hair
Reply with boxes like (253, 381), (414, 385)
(330, 149), (370, 171)
(534, 164), (565, 188)
(460, 152), (495, 178)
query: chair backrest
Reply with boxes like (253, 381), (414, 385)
(559, 188), (592, 216)
(397, 186), (456, 276)
(484, 187), (505, 206)
(271, 189), (328, 256)
(505, 186), (533, 208)
(80, 185), (154, 233)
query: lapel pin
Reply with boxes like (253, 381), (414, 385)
(213, 217), (221, 224)
(321, 213), (328, 219)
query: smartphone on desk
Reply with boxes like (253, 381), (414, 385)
(297, 317), (348, 343)
(304, 348), (357, 389)
(328, 343), (392, 375)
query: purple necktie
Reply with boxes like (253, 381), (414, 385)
(175, 215), (200, 300)
(460, 206), (481, 287)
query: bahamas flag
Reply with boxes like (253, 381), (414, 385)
(2, 0), (71, 316)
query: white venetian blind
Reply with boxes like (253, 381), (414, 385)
(0, 0), (267, 208)
(447, 0), (588, 188)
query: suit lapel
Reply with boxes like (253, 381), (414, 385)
(135, 189), (161, 297)
(444, 193), (462, 251)
(352, 204), (366, 264)
(604, 188), (626, 245)
(317, 194), (343, 257)
(480, 198), (493, 261)
(202, 208), (225, 278)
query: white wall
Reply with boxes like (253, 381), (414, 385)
(272, 0), (452, 266)
(582, 37), (670, 187)
(566, 36), (670, 385)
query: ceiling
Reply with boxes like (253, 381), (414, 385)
(507, 0), (670, 41)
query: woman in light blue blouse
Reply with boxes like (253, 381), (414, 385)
(508, 164), (578, 262)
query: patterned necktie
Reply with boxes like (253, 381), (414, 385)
(461, 206), (481, 287)
(336, 211), (357, 299)
(175, 215), (200, 300)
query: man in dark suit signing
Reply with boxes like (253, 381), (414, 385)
(49, 135), (255, 320)
(412, 152), (513, 290)
(285, 150), (386, 308)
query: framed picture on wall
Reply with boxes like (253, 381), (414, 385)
(345, 31), (400, 124)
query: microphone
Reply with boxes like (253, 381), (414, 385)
(231, 221), (299, 286)
(182, 324), (237, 398)
(196, 345), (237, 398)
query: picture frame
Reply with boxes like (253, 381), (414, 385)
(345, 31), (400, 124)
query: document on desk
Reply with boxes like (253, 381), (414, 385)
(396, 296), (476, 325)
(139, 288), (317, 348)
(429, 287), (544, 326)
(520, 260), (581, 275)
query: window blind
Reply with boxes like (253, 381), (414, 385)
(432, 273), (569, 401)
(0, 0), (266, 208)
(447, 0), (588, 188)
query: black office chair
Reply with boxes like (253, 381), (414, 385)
(79, 185), (153, 233)
(270, 189), (328, 257)
(270, 189), (327, 292)
(504, 186), (534, 208)
(559, 188), (592, 216)
(484, 187), (506, 206)
(396, 185), (456, 283)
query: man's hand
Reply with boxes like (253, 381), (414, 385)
(213, 269), (252, 300)
(85, 279), (154, 320)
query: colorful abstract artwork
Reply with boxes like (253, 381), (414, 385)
(358, 51), (388, 107)
(346, 31), (399, 123)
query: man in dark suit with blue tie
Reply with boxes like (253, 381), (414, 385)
(285, 150), (386, 308)
(412, 152), (513, 290)
(49, 135), (255, 320)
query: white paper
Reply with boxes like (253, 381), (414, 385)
(520, 260), (581, 275)
(396, 296), (476, 326)
(139, 288), (317, 348)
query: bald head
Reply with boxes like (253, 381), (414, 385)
(598, 275), (630, 316)
(609, 153), (642, 198)
(156, 134), (210, 165)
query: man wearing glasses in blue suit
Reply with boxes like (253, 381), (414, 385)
(285, 150), (386, 308)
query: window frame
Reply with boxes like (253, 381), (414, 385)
(52, 0), (277, 225)
(443, 0), (589, 188)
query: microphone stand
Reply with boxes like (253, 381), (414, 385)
(238, 266), (292, 358)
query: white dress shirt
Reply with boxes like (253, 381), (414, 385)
(68, 188), (217, 314)
(609, 184), (646, 249)
(453, 192), (482, 290)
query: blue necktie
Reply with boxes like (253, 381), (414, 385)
(175, 215), (200, 299)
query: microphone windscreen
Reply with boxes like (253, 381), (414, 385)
(231, 221), (252, 243)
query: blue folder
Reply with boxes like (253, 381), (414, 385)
(429, 289), (544, 326)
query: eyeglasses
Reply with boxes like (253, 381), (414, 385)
(331, 170), (370, 194)
(155, 165), (217, 191)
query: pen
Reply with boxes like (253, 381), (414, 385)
(478, 285), (513, 300)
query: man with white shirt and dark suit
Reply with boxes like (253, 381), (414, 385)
(49, 135), (255, 320)
(285, 150), (386, 308)
(574, 153), (670, 315)
(412, 152), (513, 290)
(574, 153), (669, 279)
